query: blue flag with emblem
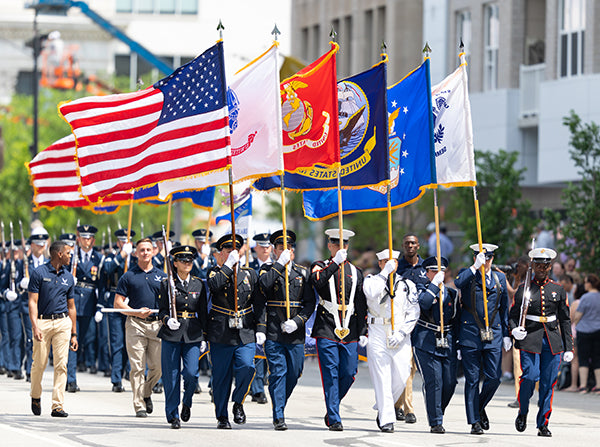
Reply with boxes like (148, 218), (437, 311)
(302, 59), (436, 220)
(134, 185), (216, 210)
(215, 195), (252, 224)
(253, 61), (388, 191)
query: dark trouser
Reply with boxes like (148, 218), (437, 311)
(67, 316), (92, 383)
(6, 307), (22, 371)
(250, 357), (266, 395)
(109, 312), (128, 384)
(265, 340), (305, 421)
(20, 310), (33, 374)
(97, 317), (110, 372)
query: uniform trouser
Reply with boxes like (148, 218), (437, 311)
(518, 335), (561, 428)
(414, 347), (458, 427)
(109, 312), (128, 384)
(6, 307), (22, 371)
(125, 317), (162, 413)
(161, 339), (201, 423)
(0, 302), (8, 369)
(210, 342), (256, 420)
(250, 357), (267, 395)
(316, 337), (358, 425)
(461, 342), (502, 424)
(395, 354), (417, 413)
(265, 340), (305, 421)
(67, 316), (92, 383)
(30, 316), (71, 410)
(83, 316), (96, 368)
(367, 325), (412, 426)
(20, 310), (33, 374)
(96, 317), (110, 372)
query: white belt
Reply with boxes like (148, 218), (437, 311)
(526, 315), (556, 323)
(368, 317), (391, 325)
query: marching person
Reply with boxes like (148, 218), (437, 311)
(412, 256), (460, 433)
(362, 249), (419, 433)
(28, 240), (78, 417)
(310, 228), (367, 431)
(191, 229), (215, 279)
(257, 229), (315, 430)
(206, 234), (266, 429)
(510, 247), (574, 437)
(114, 238), (167, 417)
(158, 245), (207, 429)
(454, 243), (511, 434)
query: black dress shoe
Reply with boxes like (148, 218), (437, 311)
(324, 413), (330, 427)
(507, 399), (520, 408)
(194, 383), (202, 394)
(0, 367), (7, 374)
(430, 424), (445, 434)
(31, 398), (41, 416)
(152, 383), (163, 394)
(170, 418), (181, 429)
(13, 370), (24, 380)
(89, 366), (98, 374)
(405, 412), (417, 424)
(66, 382), (79, 393)
(217, 417), (231, 429)
(51, 408), (68, 417)
(77, 364), (87, 372)
(395, 408), (405, 421)
(112, 383), (125, 393)
(273, 419), (288, 431)
(251, 392), (268, 404)
(7, 370), (13, 378)
(538, 425), (552, 437)
(103, 370), (112, 378)
(479, 409), (490, 430)
(181, 404), (191, 422)
(471, 422), (484, 434)
(232, 402), (246, 424)
(144, 396), (153, 414)
(380, 423), (394, 433)
(515, 413), (527, 432)
(329, 422), (343, 431)
(26, 373), (31, 383)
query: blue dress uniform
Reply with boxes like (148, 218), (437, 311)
(151, 230), (174, 271)
(206, 234), (266, 428)
(411, 257), (460, 433)
(454, 244), (509, 433)
(510, 248), (573, 437)
(0, 259), (9, 374)
(6, 250), (24, 378)
(191, 229), (215, 280)
(310, 229), (367, 430)
(257, 230), (316, 429)
(158, 245), (208, 428)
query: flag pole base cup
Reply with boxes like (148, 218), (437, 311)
(480, 328), (494, 342)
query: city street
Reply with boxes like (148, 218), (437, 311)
(1, 358), (599, 446)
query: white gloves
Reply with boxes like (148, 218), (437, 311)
(512, 326), (527, 340)
(224, 250), (239, 269)
(473, 252), (486, 270)
(201, 243), (211, 256)
(165, 241), (173, 253)
(277, 249), (291, 267)
(387, 331), (405, 348)
(563, 351), (574, 362)
(200, 341), (207, 352)
(358, 335), (369, 347)
(457, 349), (462, 360)
(104, 291), (111, 299)
(332, 249), (347, 265)
(432, 271), (445, 287)
(167, 318), (181, 331)
(5, 289), (18, 302)
(20, 277), (30, 290)
(122, 242), (133, 255)
(381, 259), (397, 277)
(73, 277), (78, 286)
(94, 307), (103, 323)
(503, 336), (512, 351)
(281, 319), (298, 334)
(256, 332), (266, 345)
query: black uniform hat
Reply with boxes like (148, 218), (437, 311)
(77, 225), (98, 238)
(422, 256), (449, 271)
(192, 229), (213, 242)
(151, 230), (175, 241)
(170, 245), (197, 262)
(114, 228), (136, 241)
(215, 234), (244, 251)
(270, 229), (296, 247)
(253, 232), (271, 247)
(59, 233), (77, 247)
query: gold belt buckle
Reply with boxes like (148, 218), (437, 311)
(181, 311), (190, 318)
(539, 316), (548, 323)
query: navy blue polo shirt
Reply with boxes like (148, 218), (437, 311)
(115, 263), (167, 309)
(28, 261), (75, 315)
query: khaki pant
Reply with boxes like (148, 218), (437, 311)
(125, 317), (162, 413)
(395, 352), (417, 413)
(30, 316), (71, 411)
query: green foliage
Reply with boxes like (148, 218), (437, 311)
(544, 110), (600, 274)
(449, 149), (535, 263)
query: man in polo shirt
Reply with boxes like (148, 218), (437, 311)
(114, 238), (167, 417)
(28, 240), (78, 417)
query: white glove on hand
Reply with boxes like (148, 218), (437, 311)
(503, 336), (512, 351)
(224, 250), (239, 269)
(563, 351), (574, 363)
(387, 331), (405, 348)
(473, 252), (486, 270)
(5, 289), (18, 302)
(456, 349), (462, 360)
(256, 332), (266, 345)
(94, 310), (103, 323)
(166, 241), (173, 253)
(281, 319), (298, 334)
(432, 271), (445, 287)
(73, 277), (78, 286)
(167, 318), (181, 331)
(358, 335), (369, 347)
(122, 242), (133, 255)
(277, 249), (291, 266)
(104, 291), (111, 299)
(512, 326), (527, 340)
(20, 277), (30, 290)
(381, 259), (397, 277)
(200, 341), (207, 352)
(332, 249), (347, 265)
(201, 243), (211, 256)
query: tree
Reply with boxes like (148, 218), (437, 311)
(545, 110), (600, 274)
(449, 149), (535, 264)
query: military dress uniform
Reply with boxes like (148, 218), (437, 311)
(191, 229), (216, 280)
(257, 230), (316, 429)
(206, 234), (266, 428)
(411, 257), (460, 433)
(510, 248), (573, 436)
(0, 258), (10, 374)
(5, 248), (24, 378)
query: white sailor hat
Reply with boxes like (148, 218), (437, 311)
(528, 247), (557, 264)
(325, 228), (355, 243)
(376, 249), (400, 261)
(469, 243), (498, 259)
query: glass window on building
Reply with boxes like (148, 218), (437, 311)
(116, 0), (198, 14)
(484, 3), (499, 91)
(456, 10), (471, 60)
(116, 0), (132, 13)
(559, 0), (585, 77)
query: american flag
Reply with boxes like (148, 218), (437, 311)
(60, 42), (231, 203)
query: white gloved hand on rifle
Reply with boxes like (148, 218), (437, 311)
(20, 277), (30, 290)
(281, 319), (298, 334)
(358, 335), (368, 347)
(167, 318), (180, 331)
(256, 332), (266, 345)
(512, 326), (527, 340)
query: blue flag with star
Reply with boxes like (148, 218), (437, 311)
(302, 59), (436, 220)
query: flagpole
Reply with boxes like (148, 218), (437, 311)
(473, 185), (491, 333)
(124, 197), (133, 273)
(164, 197), (173, 273)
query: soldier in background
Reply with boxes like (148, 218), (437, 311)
(191, 229), (215, 280)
